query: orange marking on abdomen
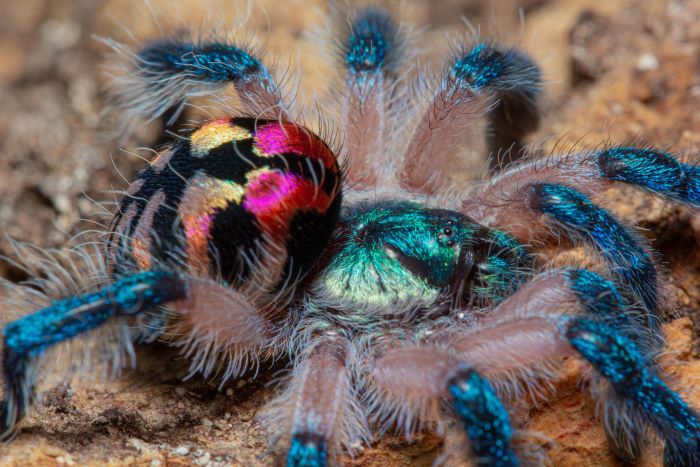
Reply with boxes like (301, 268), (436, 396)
(131, 190), (166, 270)
(179, 172), (247, 273)
(190, 119), (252, 157)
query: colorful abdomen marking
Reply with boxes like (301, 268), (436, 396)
(108, 118), (342, 292)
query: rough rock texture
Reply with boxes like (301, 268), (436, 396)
(0, 0), (699, 465)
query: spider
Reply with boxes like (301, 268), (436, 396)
(1, 4), (699, 466)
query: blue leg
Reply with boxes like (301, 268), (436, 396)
(448, 366), (519, 467)
(567, 318), (700, 467)
(137, 40), (264, 86)
(343, 6), (400, 77)
(597, 147), (700, 207)
(563, 269), (655, 461)
(0, 271), (185, 438)
(402, 42), (541, 190)
(563, 268), (656, 347)
(135, 38), (281, 116)
(564, 268), (626, 318)
(532, 183), (660, 326)
(287, 433), (327, 467)
(337, 6), (403, 184)
(104, 35), (283, 137)
(450, 43), (542, 168)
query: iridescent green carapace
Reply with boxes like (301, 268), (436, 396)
(313, 201), (532, 311)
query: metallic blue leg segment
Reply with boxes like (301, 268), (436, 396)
(567, 318), (700, 467)
(564, 268), (625, 319)
(598, 147), (700, 207)
(287, 433), (327, 467)
(533, 183), (659, 324)
(0, 271), (185, 438)
(450, 43), (541, 168)
(448, 366), (519, 467)
(563, 268), (652, 462)
(563, 268), (658, 349)
(344, 7), (398, 76)
(138, 40), (264, 84)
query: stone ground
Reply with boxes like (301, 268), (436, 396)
(0, 0), (699, 465)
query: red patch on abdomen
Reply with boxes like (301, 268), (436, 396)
(254, 122), (337, 170)
(243, 170), (332, 240)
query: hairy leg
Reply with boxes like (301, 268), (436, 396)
(467, 183), (661, 322)
(335, 7), (404, 187)
(0, 270), (278, 439)
(466, 147), (700, 219)
(0, 271), (184, 438)
(370, 347), (519, 466)
(462, 146), (700, 316)
(400, 43), (541, 193)
(434, 268), (650, 461)
(428, 270), (699, 465)
(472, 268), (652, 349)
(102, 34), (287, 138)
(262, 336), (366, 467)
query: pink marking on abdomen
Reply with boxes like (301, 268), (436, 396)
(254, 122), (337, 170)
(243, 170), (331, 240)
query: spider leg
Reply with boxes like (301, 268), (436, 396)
(370, 346), (518, 466)
(568, 319), (700, 467)
(463, 147), (700, 312)
(437, 267), (649, 461)
(466, 177), (662, 326)
(0, 271), (185, 439)
(449, 366), (519, 466)
(400, 43), (541, 193)
(428, 270), (700, 465)
(103, 34), (286, 137)
(1, 269), (279, 439)
(368, 268), (640, 464)
(463, 148), (700, 316)
(264, 336), (366, 467)
(335, 7), (404, 187)
(466, 147), (700, 218)
(473, 267), (652, 349)
(373, 317), (699, 465)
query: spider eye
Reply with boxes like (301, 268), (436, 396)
(439, 224), (457, 247)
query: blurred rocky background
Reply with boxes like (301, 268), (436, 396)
(0, 0), (699, 465)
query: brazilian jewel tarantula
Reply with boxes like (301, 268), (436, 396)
(1, 4), (700, 466)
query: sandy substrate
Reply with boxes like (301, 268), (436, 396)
(0, 0), (699, 465)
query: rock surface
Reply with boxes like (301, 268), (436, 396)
(0, 0), (699, 465)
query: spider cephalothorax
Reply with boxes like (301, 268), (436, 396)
(1, 4), (700, 467)
(313, 201), (529, 312)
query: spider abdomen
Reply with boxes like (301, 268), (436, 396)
(108, 118), (342, 291)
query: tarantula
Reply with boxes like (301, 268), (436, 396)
(1, 4), (699, 466)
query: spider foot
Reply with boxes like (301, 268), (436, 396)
(597, 147), (700, 208)
(567, 318), (700, 467)
(0, 271), (185, 440)
(287, 432), (328, 467)
(448, 365), (519, 467)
